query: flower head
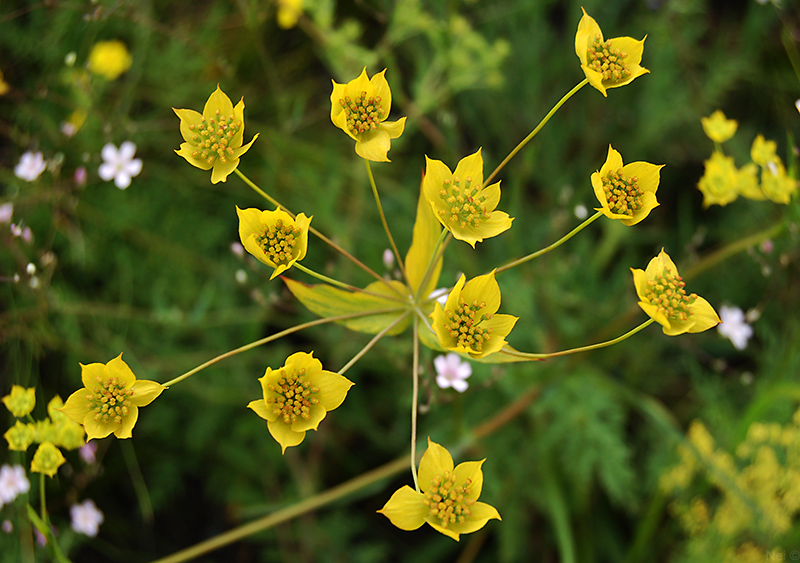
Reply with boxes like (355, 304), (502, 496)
(697, 151), (739, 207)
(60, 354), (166, 440)
(631, 249), (720, 336)
(575, 8), (649, 97)
(30, 442), (65, 478)
(236, 206), (312, 279)
(422, 149), (513, 247)
(591, 145), (663, 226)
(99, 141), (142, 189)
(330, 68), (406, 162)
(760, 159), (797, 205)
(378, 438), (501, 541)
(277, 0), (303, 28)
(247, 352), (353, 454)
(71, 500), (104, 537)
(0, 69), (9, 95)
(87, 40), (132, 80)
(431, 270), (518, 358)
(701, 111), (738, 144)
(14, 151), (46, 182)
(4, 421), (35, 452)
(173, 85), (259, 183)
(717, 305), (753, 350)
(2, 385), (36, 418)
(434, 353), (472, 392)
(0, 464), (30, 506)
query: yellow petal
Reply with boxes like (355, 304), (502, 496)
(211, 159), (238, 184)
(471, 314), (518, 358)
(310, 370), (354, 412)
(129, 379), (166, 407)
(84, 416), (115, 441)
(203, 85), (234, 120)
(377, 485), (428, 531)
(267, 419), (306, 454)
(370, 69), (392, 114)
(247, 398), (272, 421)
(60, 389), (92, 425)
(113, 405), (139, 439)
(452, 459), (485, 501)
(418, 438), (454, 491)
(79, 362), (106, 390)
(575, 8), (602, 67)
(355, 129), (392, 162)
(452, 149), (484, 186)
(460, 270), (501, 317)
(175, 143), (214, 171)
(173, 108), (203, 143)
(381, 117), (406, 140)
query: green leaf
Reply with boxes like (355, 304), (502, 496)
(284, 278), (411, 336)
(405, 174), (443, 298)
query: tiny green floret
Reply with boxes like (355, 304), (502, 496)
(644, 268), (697, 323)
(438, 177), (491, 230)
(602, 170), (642, 216)
(423, 470), (476, 529)
(339, 91), (386, 135)
(587, 35), (631, 83)
(255, 219), (301, 266)
(444, 298), (493, 354)
(266, 368), (320, 424)
(88, 376), (133, 427)
(189, 109), (243, 165)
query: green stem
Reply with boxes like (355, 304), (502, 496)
(338, 311), (411, 376)
(501, 319), (655, 360)
(484, 78), (589, 187)
(161, 308), (406, 387)
(234, 168), (281, 208)
(414, 228), (450, 302)
(365, 159), (408, 284)
(496, 211), (602, 275)
(293, 263), (407, 303)
(411, 315), (421, 492)
(39, 474), (45, 527)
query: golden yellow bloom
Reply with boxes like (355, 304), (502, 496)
(330, 68), (406, 162)
(697, 151), (739, 207)
(631, 249), (720, 336)
(591, 145), (663, 226)
(422, 149), (513, 247)
(750, 134), (778, 166)
(736, 163), (765, 200)
(173, 85), (259, 183)
(430, 270), (518, 358)
(701, 110), (738, 144)
(30, 442), (65, 478)
(277, 0), (302, 29)
(574, 8), (649, 97)
(247, 352), (354, 454)
(236, 206), (311, 280)
(760, 159), (797, 204)
(4, 421), (35, 452)
(0, 69), (9, 95)
(2, 385), (36, 418)
(47, 396), (85, 450)
(87, 40), (132, 80)
(60, 354), (166, 440)
(378, 438), (501, 541)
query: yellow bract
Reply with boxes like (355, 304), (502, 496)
(173, 85), (259, 183)
(60, 354), (166, 440)
(631, 249), (720, 336)
(2, 385), (36, 418)
(330, 68), (406, 162)
(430, 270), (517, 359)
(378, 438), (501, 541)
(701, 110), (738, 144)
(236, 206), (312, 280)
(422, 149), (513, 247)
(247, 352), (354, 454)
(591, 145), (663, 226)
(88, 40), (132, 80)
(574, 8), (649, 97)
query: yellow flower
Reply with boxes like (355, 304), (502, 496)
(430, 270), (518, 358)
(701, 110), (738, 144)
(2, 385), (36, 418)
(591, 145), (663, 226)
(736, 163), (765, 200)
(30, 442), (65, 478)
(422, 149), (513, 247)
(4, 421), (35, 452)
(87, 40), (132, 80)
(47, 396), (85, 450)
(697, 151), (739, 207)
(631, 249), (720, 336)
(277, 0), (302, 29)
(0, 69), (9, 95)
(330, 68), (407, 162)
(247, 351), (354, 454)
(750, 134), (778, 166)
(236, 206), (312, 280)
(574, 8), (649, 97)
(760, 159), (797, 204)
(60, 354), (166, 440)
(378, 438), (501, 541)
(173, 85), (259, 183)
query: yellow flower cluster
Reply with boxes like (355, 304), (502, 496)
(697, 110), (798, 206)
(87, 40), (132, 81)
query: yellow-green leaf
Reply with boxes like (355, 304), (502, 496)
(406, 173), (443, 297)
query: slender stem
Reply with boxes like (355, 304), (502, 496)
(293, 263), (408, 303)
(413, 229), (450, 302)
(365, 159), (408, 283)
(39, 474), (46, 527)
(234, 169), (404, 297)
(338, 311), (411, 376)
(161, 308), (406, 387)
(484, 79), (589, 187)
(501, 319), (655, 360)
(410, 315), (421, 492)
(496, 211), (603, 275)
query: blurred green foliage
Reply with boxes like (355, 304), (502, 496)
(2, 0), (800, 561)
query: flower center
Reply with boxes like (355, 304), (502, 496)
(266, 368), (320, 424)
(87, 377), (133, 426)
(587, 35), (631, 83)
(422, 470), (475, 529)
(189, 109), (242, 165)
(443, 298), (493, 353)
(645, 267), (698, 322)
(339, 91), (386, 135)
(437, 177), (491, 230)
(255, 219), (300, 266)
(602, 169), (642, 216)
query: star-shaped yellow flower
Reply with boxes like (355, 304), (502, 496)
(2, 385), (36, 418)
(87, 40), (132, 81)
(378, 438), (501, 541)
(575, 8), (649, 97)
(173, 85), (259, 183)
(31, 442), (66, 478)
(60, 354), (166, 440)
(591, 145), (663, 226)
(631, 249), (720, 336)
(247, 352), (354, 454)
(236, 206), (312, 280)
(701, 110), (738, 144)
(422, 149), (513, 247)
(430, 270), (517, 359)
(330, 68), (407, 162)
(697, 151), (739, 207)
